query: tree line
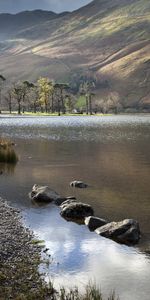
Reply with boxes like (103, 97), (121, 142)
(1, 74), (149, 115)
(0, 75), (98, 115)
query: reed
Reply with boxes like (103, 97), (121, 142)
(58, 285), (118, 300)
(0, 138), (18, 164)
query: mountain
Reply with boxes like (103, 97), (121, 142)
(0, 10), (69, 38)
(0, 0), (150, 111)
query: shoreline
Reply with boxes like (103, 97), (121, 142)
(0, 112), (150, 118)
(0, 198), (118, 300)
(0, 198), (53, 300)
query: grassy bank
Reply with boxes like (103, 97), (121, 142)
(0, 111), (112, 117)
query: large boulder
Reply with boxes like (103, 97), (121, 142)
(60, 201), (94, 222)
(85, 216), (107, 231)
(29, 184), (62, 203)
(70, 181), (88, 188)
(95, 219), (141, 245)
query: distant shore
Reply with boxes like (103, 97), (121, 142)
(0, 112), (112, 117)
(0, 111), (150, 117)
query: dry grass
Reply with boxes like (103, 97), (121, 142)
(0, 138), (18, 164)
(57, 285), (118, 300)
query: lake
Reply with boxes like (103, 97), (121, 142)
(0, 114), (150, 300)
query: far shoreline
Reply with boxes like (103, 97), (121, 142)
(0, 112), (150, 118)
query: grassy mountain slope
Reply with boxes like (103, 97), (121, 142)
(0, 0), (150, 110)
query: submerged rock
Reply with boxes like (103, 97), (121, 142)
(60, 198), (77, 209)
(55, 196), (76, 206)
(70, 181), (88, 188)
(85, 216), (107, 231)
(95, 219), (141, 245)
(29, 184), (62, 203)
(60, 201), (94, 221)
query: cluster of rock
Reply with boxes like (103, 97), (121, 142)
(29, 184), (141, 246)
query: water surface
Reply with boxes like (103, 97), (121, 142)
(0, 115), (150, 299)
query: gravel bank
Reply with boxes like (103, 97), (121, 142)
(0, 198), (54, 300)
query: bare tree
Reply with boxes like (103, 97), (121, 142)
(13, 83), (23, 115)
(54, 83), (70, 115)
(21, 81), (35, 113)
(80, 81), (95, 114)
(4, 88), (14, 114)
(65, 94), (75, 113)
(0, 75), (6, 113)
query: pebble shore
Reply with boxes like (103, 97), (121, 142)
(0, 198), (54, 300)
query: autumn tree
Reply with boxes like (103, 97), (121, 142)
(37, 77), (53, 113)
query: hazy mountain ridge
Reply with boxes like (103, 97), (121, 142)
(0, 0), (150, 110)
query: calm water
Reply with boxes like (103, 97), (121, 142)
(0, 115), (150, 300)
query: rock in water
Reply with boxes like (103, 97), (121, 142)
(60, 199), (77, 209)
(55, 196), (76, 206)
(95, 219), (141, 245)
(29, 184), (61, 203)
(70, 181), (88, 188)
(85, 216), (107, 231)
(60, 201), (94, 222)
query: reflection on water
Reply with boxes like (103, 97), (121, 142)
(0, 162), (16, 175)
(24, 205), (150, 300)
(0, 115), (150, 300)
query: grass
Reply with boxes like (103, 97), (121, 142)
(1, 111), (113, 117)
(1, 111), (112, 116)
(57, 285), (118, 300)
(5, 283), (119, 300)
(12, 112), (111, 117)
(0, 138), (18, 164)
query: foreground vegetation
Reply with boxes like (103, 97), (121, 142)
(0, 138), (18, 164)
(53, 286), (118, 300)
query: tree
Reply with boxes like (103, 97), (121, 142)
(54, 83), (70, 115)
(37, 77), (53, 113)
(28, 84), (39, 113)
(5, 88), (14, 114)
(89, 92), (95, 115)
(13, 83), (23, 115)
(21, 81), (35, 113)
(80, 80), (95, 115)
(50, 88), (55, 113)
(65, 94), (75, 113)
(0, 75), (6, 113)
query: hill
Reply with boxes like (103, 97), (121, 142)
(0, 0), (150, 111)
